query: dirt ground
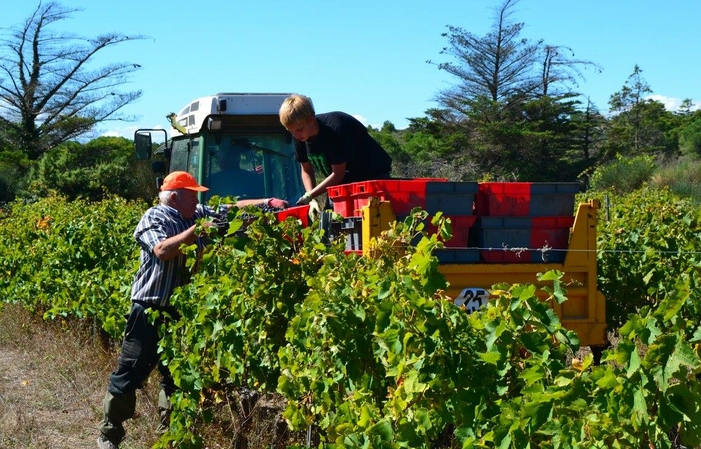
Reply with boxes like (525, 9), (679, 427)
(0, 303), (297, 449)
(0, 304), (160, 449)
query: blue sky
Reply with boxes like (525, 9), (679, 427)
(2, 0), (700, 139)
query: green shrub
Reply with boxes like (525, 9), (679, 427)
(4, 194), (701, 448)
(650, 157), (701, 205)
(0, 150), (32, 203)
(588, 154), (656, 193)
(27, 136), (158, 202)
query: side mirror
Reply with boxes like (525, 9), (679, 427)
(134, 132), (153, 160)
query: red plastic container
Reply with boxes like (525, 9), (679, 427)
(530, 216), (574, 261)
(344, 249), (363, 256)
(474, 216), (573, 263)
(350, 180), (382, 212)
(476, 182), (531, 216)
(476, 182), (580, 217)
(428, 215), (477, 248)
(378, 179), (448, 214)
(327, 183), (356, 217)
(330, 178), (449, 217)
(275, 205), (310, 227)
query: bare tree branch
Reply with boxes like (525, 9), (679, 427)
(0, 1), (146, 159)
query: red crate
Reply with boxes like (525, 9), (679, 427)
(351, 180), (382, 195)
(383, 179), (446, 214)
(351, 180), (381, 212)
(476, 182), (531, 216)
(530, 216), (574, 262)
(476, 182), (580, 217)
(476, 216), (574, 263)
(327, 183), (352, 198)
(327, 183), (356, 217)
(332, 178), (449, 217)
(344, 249), (363, 256)
(428, 215), (477, 248)
(275, 205), (309, 227)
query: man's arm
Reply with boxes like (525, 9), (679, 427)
(235, 198), (288, 208)
(300, 161), (316, 193)
(153, 225), (199, 261)
(307, 162), (346, 199)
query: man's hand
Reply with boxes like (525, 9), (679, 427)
(199, 217), (229, 237)
(296, 193), (312, 206)
(308, 199), (321, 221)
(268, 198), (289, 209)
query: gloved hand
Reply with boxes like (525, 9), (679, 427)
(200, 216), (229, 237)
(212, 217), (230, 236)
(296, 193), (312, 206)
(308, 199), (322, 222)
(268, 197), (289, 209)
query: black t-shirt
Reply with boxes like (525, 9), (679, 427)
(294, 111), (392, 183)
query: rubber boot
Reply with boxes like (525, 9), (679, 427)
(156, 388), (172, 435)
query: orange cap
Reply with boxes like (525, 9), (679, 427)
(160, 171), (209, 192)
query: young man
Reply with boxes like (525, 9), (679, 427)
(278, 94), (392, 206)
(97, 171), (225, 449)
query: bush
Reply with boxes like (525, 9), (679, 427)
(650, 157), (701, 205)
(588, 154), (656, 193)
(0, 151), (32, 204)
(27, 136), (158, 202)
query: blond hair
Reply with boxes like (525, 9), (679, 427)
(279, 94), (315, 128)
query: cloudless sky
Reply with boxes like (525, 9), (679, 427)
(2, 0), (700, 139)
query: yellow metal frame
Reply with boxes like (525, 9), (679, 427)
(361, 199), (607, 348)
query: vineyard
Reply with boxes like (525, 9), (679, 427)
(1, 188), (701, 448)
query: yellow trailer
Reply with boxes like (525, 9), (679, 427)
(360, 198), (607, 349)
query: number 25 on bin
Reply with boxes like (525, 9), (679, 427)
(454, 288), (490, 314)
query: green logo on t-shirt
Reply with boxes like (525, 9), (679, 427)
(308, 151), (330, 177)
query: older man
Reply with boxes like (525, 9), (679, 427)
(97, 171), (221, 449)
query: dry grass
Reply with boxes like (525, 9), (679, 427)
(0, 303), (164, 449)
(0, 303), (304, 449)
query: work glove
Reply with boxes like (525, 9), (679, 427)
(296, 193), (312, 206)
(212, 216), (230, 236)
(199, 216), (229, 237)
(267, 197), (289, 209)
(308, 199), (322, 222)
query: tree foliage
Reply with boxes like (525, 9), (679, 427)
(676, 110), (701, 159)
(27, 136), (158, 202)
(0, 2), (145, 160)
(433, 0), (541, 115)
(605, 65), (678, 158)
(423, 0), (603, 182)
(595, 187), (701, 331)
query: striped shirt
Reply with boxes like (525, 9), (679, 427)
(130, 203), (217, 307)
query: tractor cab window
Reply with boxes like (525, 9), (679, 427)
(204, 134), (302, 203)
(207, 137), (265, 200)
